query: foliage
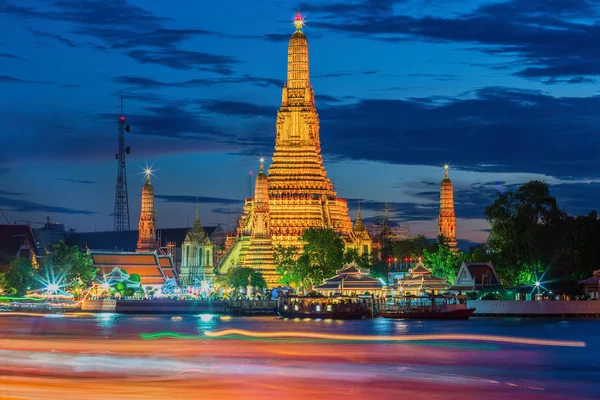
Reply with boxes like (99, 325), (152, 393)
(128, 273), (141, 283)
(422, 245), (470, 284)
(300, 227), (345, 286)
(274, 245), (306, 287)
(382, 235), (436, 262)
(43, 241), (96, 288)
(2, 258), (37, 296)
(343, 248), (372, 270)
(369, 261), (390, 281)
(483, 180), (600, 289)
(125, 288), (135, 297)
(224, 266), (267, 290)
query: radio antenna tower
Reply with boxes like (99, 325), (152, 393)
(113, 90), (131, 231)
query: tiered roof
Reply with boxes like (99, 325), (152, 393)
(315, 262), (383, 292)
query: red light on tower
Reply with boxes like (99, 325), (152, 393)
(120, 116), (125, 122)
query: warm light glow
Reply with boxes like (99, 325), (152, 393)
(444, 164), (449, 170)
(259, 157), (265, 164)
(204, 329), (586, 348)
(293, 11), (305, 30)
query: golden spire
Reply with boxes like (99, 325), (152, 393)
(259, 157), (265, 173)
(195, 197), (199, 220)
(444, 164), (449, 178)
(355, 198), (365, 231)
(293, 10), (305, 31)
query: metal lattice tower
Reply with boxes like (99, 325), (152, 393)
(113, 91), (130, 231)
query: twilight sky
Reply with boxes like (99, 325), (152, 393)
(1, 0), (599, 247)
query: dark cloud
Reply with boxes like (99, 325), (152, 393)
(125, 49), (237, 75)
(56, 178), (96, 184)
(114, 75), (283, 90)
(311, 87), (600, 178)
(28, 28), (78, 47)
(211, 207), (243, 215)
(0, 189), (23, 196)
(0, 52), (26, 61)
(407, 73), (461, 81)
(543, 76), (596, 85)
(196, 100), (274, 118)
(313, 70), (378, 79)
(0, 196), (95, 215)
(155, 195), (243, 205)
(301, 0), (600, 80)
(0, 1), (237, 73)
(315, 94), (342, 104)
(102, 103), (222, 140)
(0, 75), (52, 84)
(262, 33), (292, 43)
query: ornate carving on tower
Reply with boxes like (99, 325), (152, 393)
(136, 168), (158, 252)
(438, 165), (458, 252)
(180, 202), (214, 285)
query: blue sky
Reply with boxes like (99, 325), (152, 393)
(1, 0), (599, 246)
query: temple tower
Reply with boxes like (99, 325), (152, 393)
(136, 170), (158, 252)
(180, 203), (214, 285)
(217, 12), (368, 287)
(243, 159), (276, 284)
(267, 11), (353, 249)
(438, 165), (458, 251)
(346, 200), (373, 256)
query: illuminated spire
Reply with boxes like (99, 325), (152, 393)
(293, 10), (305, 31)
(438, 163), (458, 251)
(137, 164), (158, 252)
(195, 197), (199, 220)
(355, 198), (365, 231)
(259, 156), (265, 173)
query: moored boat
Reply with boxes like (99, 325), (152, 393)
(277, 294), (374, 320)
(378, 295), (475, 320)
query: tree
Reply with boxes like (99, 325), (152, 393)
(129, 273), (141, 283)
(2, 258), (37, 296)
(422, 245), (470, 284)
(301, 227), (345, 286)
(343, 248), (372, 270)
(484, 181), (570, 285)
(274, 245), (305, 287)
(224, 266), (267, 291)
(43, 241), (96, 289)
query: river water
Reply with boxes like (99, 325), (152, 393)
(1, 313), (599, 399)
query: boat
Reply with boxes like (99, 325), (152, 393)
(277, 294), (374, 320)
(378, 294), (475, 320)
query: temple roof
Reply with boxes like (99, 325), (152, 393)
(316, 261), (383, 291)
(91, 251), (177, 286)
(409, 261), (432, 275)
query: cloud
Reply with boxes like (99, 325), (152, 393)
(0, 189), (23, 196)
(55, 178), (96, 184)
(28, 28), (78, 47)
(0, 75), (52, 84)
(0, 196), (96, 215)
(125, 49), (238, 75)
(113, 75), (283, 90)
(313, 70), (378, 79)
(301, 0), (600, 80)
(155, 195), (243, 205)
(196, 100), (274, 118)
(0, 0), (237, 73)
(311, 86), (600, 178)
(0, 52), (26, 61)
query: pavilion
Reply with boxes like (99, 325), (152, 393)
(390, 261), (450, 295)
(450, 262), (502, 293)
(579, 270), (600, 300)
(314, 262), (384, 296)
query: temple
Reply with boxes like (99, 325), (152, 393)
(438, 165), (458, 251)
(180, 204), (214, 286)
(218, 12), (371, 286)
(136, 169), (158, 252)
